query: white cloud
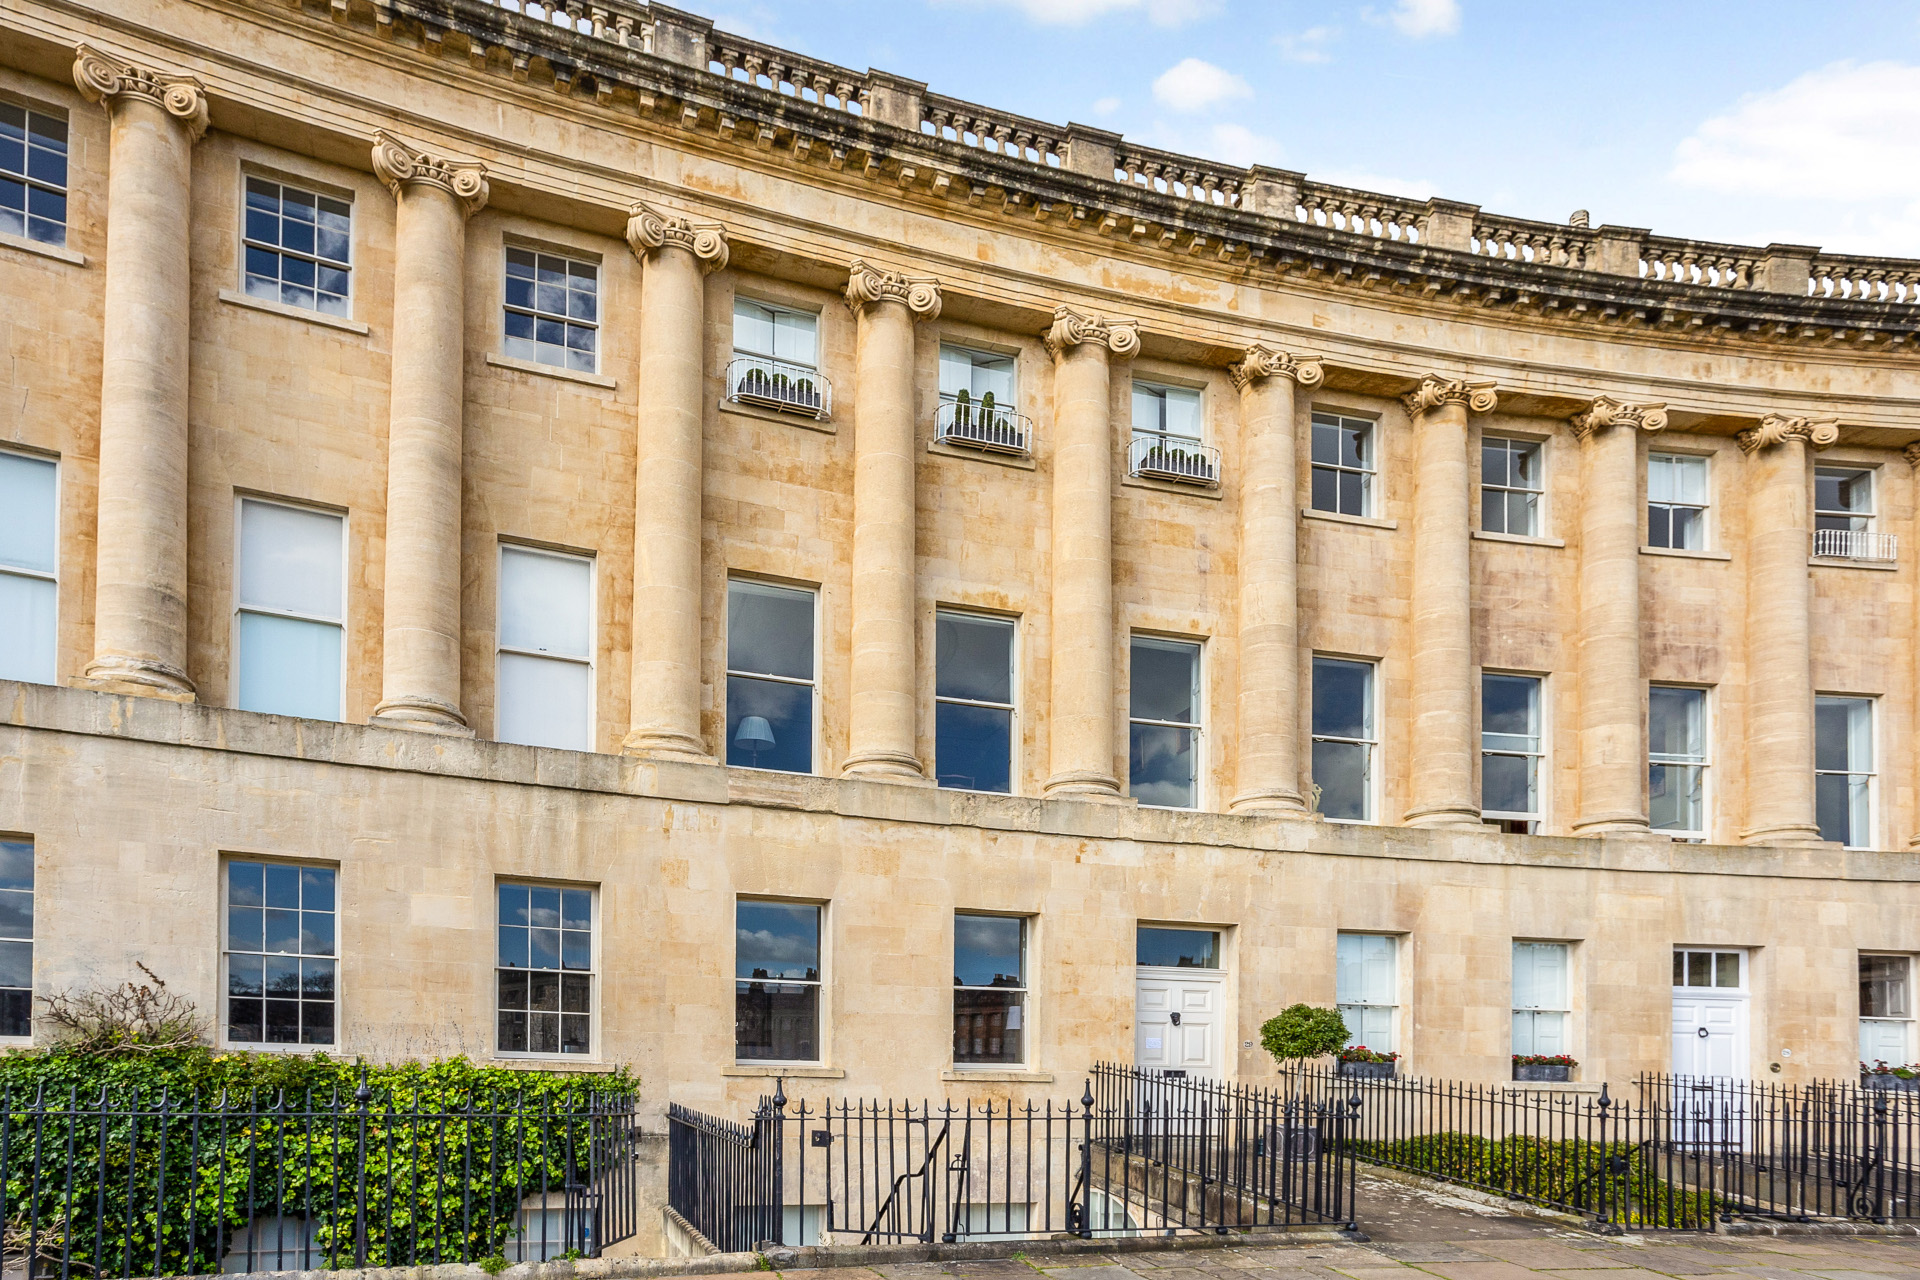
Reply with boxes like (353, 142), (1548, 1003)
(1151, 57), (1253, 113)
(1276, 25), (1338, 64)
(1364, 0), (1459, 37)
(1668, 60), (1920, 254)
(939, 0), (1218, 26)
(1137, 120), (1282, 169)
(1308, 168), (1441, 201)
(1092, 96), (1123, 116)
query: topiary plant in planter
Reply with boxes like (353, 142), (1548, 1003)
(1259, 1004), (1349, 1074)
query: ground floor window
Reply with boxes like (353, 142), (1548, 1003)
(0, 838), (29, 1038)
(225, 860), (335, 1046)
(1336, 932), (1398, 1053)
(735, 899), (822, 1062)
(1861, 954), (1914, 1067)
(955, 914), (1027, 1066)
(1511, 941), (1570, 1057)
(496, 883), (593, 1055)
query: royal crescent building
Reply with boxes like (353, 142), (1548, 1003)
(5, 0), (1920, 1152)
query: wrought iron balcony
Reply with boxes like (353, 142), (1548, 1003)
(1813, 527), (1898, 562)
(726, 355), (832, 420)
(935, 394), (1032, 456)
(1128, 433), (1221, 487)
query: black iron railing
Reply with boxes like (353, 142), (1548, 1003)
(1289, 1066), (1920, 1230)
(668, 1068), (1358, 1249)
(0, 1078), (640, 1277)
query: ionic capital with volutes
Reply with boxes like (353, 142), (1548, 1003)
(1571, 395), (1668, 440)
(73, 44), (208, 139)
(1044, 305), (1140, 362)
(844, 259), (941, 318)
(1905, 441), (1920, 469)
(627, 201), (729, 272)
(371, 131), (489, 216)
(1229, 343), (1324, 391)
(1736, 413), (1839, 454)
(1402, 374), (1498, 416)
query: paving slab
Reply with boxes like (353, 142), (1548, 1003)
(1454, 1244), (1635, 1270)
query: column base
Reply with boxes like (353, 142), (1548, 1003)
(620, 730), (715, 765)
(370, 695), (474, 737)
(1402, 803), (1488, 831)
(840, 749), (927, 782)
(79, 655), (196, 702)
(1043, 769), (1123, 801)
(1228, 789), (1315, 817)
(1739, 823), (1831, 848)
(1571, 815), (1654, 838)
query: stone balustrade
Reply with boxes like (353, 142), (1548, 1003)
(1810, 253), (1920, 304)
(1471, 213), (1594, 269)
(922, 93), (1065, 169)
(707, 30), (870, 115)
(1292, 180), (1427, 243)
(1115, 142), (1244, 207)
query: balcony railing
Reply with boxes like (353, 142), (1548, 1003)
(1128, 433), (1220, 487)
(1813, 527), (1898, 562)
(726, 355), (831, 420)
(935, 394), (1032, 455)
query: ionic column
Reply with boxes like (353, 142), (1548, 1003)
(622, 203), (729, 760)
(1909, 441), (1920, 848)
(1738, 413), (1836, 845)
(841, 261), (941, 779)
(1570, 397), (1668, 836)
(72, 46), (208, 699)
(1043, 306), (1139, 799)
(368, 133), (488, 735)
(1229, 343), (1323, 815)
(1401, 375), (1498, 829)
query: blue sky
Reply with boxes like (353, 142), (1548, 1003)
(705, 0), (1920, 257)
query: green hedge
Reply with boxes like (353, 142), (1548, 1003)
(1355, 1132), (1720, 1228)
(0, 1049), (637, 1276)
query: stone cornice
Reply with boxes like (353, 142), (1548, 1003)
(72, 43), (208, 139)
(1737, 413), (1841, 453)
(843, 258), (941, 318)
(1570, 395), (1669, 440)
(626, 200), (729, 271)
(1402, 375), (1498, 417)
(1044, 305), (1140, 361)
(1229, 343), (1324, 391)
(370, 130), (490, 214)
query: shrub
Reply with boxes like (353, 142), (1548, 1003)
(1259, 1004), (1349, 1068)
(1863, 1059), (1920, 1079)
(1511, 1053), (1579, 1067)
(37, 963), (207, 1056)
(1336, 1045), (1399, 1064)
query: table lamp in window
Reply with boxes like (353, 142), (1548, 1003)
(734, 715), (775, 766)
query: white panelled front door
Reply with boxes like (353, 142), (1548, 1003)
(1135, 970), (1222, 1078)
(1671, 992), (1747, 1079)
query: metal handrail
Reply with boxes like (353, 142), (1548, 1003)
(1127, 433), (1221, 486)
(1813, 527), (1898, 562)
(726, 355), (832, 419)
(935, 397), (1032, 455)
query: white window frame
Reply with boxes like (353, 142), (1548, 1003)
(1127, 634), (1203, 810)
(1481, 671), (1546, 832)
(1815, 694), (1876, 850)
(0, 837), (33, 1043)
(220, 856), (340, 1053)
(1480, 435), (1544, 537)
(1647, 452), (1710, 551)
(1310, 412), (1376, 518)
(240, 172), (354, 318)
(1672, 947), (1747, 992)
(1335, 932), (1399, 1054)
(1649, 684), (1710, 841)
(725, 577), (820, 775)
(232, 496), (347, 722)
(1511, 940), (1572, 1059)
(933, 607), (1018, 795)
(938, 343), (1018, 406)
(494, 880), (597, 1060)
(0, 98), (69, 248)
(1131, 380), (1205, 442)
(732, 297), (820, 370)
(1311, 655), (1377, 824)
(733, 897), (826, 1066)
(0, 448), (58, 687)
(1815, 465), (1876, 533)
(1860, 953), (1916, 1068)
(503, 243), (601, 373)
(494, 542), (596, 752)
(953, 912), (1030, 1070)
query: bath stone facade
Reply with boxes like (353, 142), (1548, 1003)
(3, 0), (1920, 1138)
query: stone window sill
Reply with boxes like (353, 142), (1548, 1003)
(719, 397), (836, 434)
(1640, 545), (1732, 562)
(941, 1068), (1054, 1083)
(1302, 508), (1398, 531)
(1811, 556), (1898, 572)
(483, 1057), (621, 1074)
(219, 288), (370, 335)
(1473, 530), (1564, 549)
(1124, 473), (1222, 500)
(485, 352), (617, 390)
(724, 1064), (846, 1079)
(0, 230), (85, 266)
(927, 439), (1036, 470)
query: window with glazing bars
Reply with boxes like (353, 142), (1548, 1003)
(0, 451), (57, 686)
(225, 861), (336, 1047)
(1511, 941), (1569, 1057)
(935, 611), (1015, 793)
(235, 499), (345, 722)
(726, 580), (815, 774)
(1816, 695), (1874, 848)
(0, 839), (30, 1038)
(1649, 685), (1708, 838)
(1481, 437), (1542, 536)
(1336, 933), (1397, 1053)
(1311, 414), (1373, 517)
(0, 102), (67, 247)
(497, 883), (592, 1055)
(503, 248), (598, 372)
(1129, 637), (1201, 809)
(1672, 949), (1742, 989)
(496, 545), (594, 751)
(1861, 955), (1914, 1068)
(1482, 673), (1543, 833)
(244, 177), (351, 317)
(1816, 467), (1875, 533)
(1312, 656), (1374, 821)
(1647, 453), (1708, 550)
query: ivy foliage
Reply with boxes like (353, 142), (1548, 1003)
(0, 1049), (637, 1277)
